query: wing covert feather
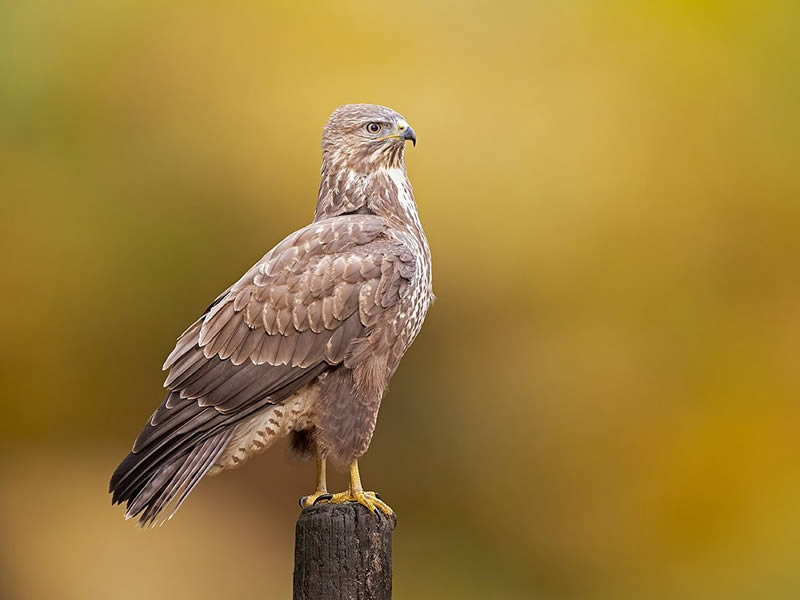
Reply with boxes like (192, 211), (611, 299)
(133, 216), (418, 469)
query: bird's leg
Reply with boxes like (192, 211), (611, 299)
(299, 454), (333, 508)
(324, 459), (394, 517)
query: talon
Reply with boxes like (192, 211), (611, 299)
(325, 490), (394, 516)
(322, 461), (394, 516)
(300, 491), (331, 508)
(300, 455), (330, 509)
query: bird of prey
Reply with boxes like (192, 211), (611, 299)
(109, 104), (432, 526)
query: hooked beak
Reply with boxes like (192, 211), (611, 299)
(402, 126), (417, 146)
(397, 120), (417, 146)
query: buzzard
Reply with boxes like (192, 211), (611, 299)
(109, 104), (432, 526)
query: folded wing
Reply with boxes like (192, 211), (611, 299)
(110, 215), (416, 525)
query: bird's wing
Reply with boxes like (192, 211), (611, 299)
(110, 215), (417, 516)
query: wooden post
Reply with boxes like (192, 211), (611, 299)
(293, 503), (397, 600)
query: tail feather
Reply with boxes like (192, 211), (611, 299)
(126, 461), (181, 520)
(139, 431), (232, 526)
(141, 441), (210, 521)
(109, 429), (193, 505)
(118, 429), (233, 527)
(110, 362), (330, 526)
(162, 432), (231, 520)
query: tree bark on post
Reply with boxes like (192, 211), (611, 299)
(293, 503), (397, 600)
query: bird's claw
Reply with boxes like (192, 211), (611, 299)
(318, 489), (394, 517)
(299, 491), (332, 508)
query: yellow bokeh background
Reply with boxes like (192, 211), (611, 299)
(2, 1), (799, 598)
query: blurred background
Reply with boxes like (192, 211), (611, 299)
(1, 1), (799, 598)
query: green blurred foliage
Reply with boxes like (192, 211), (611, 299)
(1, 1), (799, 598)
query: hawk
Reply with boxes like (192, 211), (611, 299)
(109, 104), (432, 526)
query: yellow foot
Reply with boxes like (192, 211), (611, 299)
(299, 490), (333, 508)
(321, 490), (394, 517)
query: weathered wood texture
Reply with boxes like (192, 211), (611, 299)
(293, 503), (397, 600)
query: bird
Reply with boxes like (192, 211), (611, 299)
(109, 104), (433, 526)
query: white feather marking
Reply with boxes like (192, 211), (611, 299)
(208, 383), (320, 474)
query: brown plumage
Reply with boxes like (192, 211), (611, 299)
(110, 104), (432, 525)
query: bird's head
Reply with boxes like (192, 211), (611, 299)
(321, 104), (416, 172)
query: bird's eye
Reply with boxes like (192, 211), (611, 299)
(366, 122), (382, 134)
